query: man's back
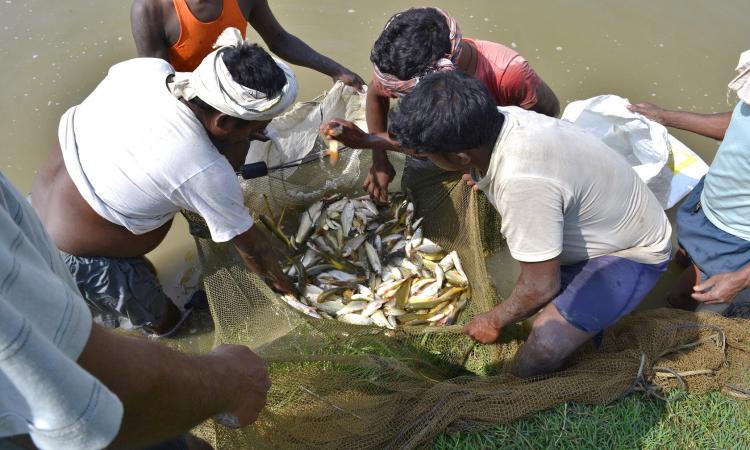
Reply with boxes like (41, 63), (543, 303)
(58, 57), (252, 245)
(478, 107), (672, 265)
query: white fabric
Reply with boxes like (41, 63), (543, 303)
(0, 173), (123, 450)
(60, 58), (253, 242)
(171, 27), (298, 121)
(728, 49), (750, 104)
(561, 95), (709, 209)
(474, 107), (672, 265)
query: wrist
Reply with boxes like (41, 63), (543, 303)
(372, 148), (390, 163)
(198, 352), (241, 414)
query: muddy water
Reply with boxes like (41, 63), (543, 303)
(1, 0), (747, 306)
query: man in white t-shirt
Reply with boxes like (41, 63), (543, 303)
(386, 71), (673, 378)
(31, 28), (297, 335)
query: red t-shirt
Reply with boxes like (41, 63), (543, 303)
(466, 38), (542, 109)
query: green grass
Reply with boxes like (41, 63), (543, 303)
(432, 392), (750, 449)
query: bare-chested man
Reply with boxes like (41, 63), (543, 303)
(130, 0), (364, 89)
(32, 29), (296, 335)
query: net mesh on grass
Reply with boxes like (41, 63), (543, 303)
(176, 143), (749, 450)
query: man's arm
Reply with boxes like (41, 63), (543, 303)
(528, 80), (560, 118)
(77, 324), (270, 449)
(464, 259), (561, 343)
(628, 103), (732, 140)
(130, 0), (171, 60)
(363, 80), (397, 201)
(247, 0), (364, 90)
(232, 224), (297, 294)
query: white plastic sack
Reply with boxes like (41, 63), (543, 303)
(245, 81), (366, 172)
(243, 82), (404, 203)
(561, 95), (709, 209)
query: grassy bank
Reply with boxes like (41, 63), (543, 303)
(433, 392), (750, 449)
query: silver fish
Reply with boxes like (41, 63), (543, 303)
(295, 201), (323, 245)
(342, 234), (367, 257)
(364, 241), (382, 274)
(341, 200), (355, 236)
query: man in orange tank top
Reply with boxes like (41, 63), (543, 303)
(131, 0), (364, 89)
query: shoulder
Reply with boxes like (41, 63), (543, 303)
(131, 0), (167, 22)
(471, 39), (522, 65)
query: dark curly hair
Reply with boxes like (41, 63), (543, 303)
(388, 71), (504, 153)
(221, 43), (286, 98)
(370, 8), (452, 81)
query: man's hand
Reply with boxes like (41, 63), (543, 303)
(363, 158), (396, 203)
(209, 345), (271, 427)
(462, 173), (479, 191)
(692, 270), (750, 304)
(320, 119), (369, 149)
(332, 67), (366, 92)
(463, 309), (503, 344)
(627, 102), (668, 125)
(233, 226), (299, 295)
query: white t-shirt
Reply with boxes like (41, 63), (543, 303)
(59, 58), (253, 242)
(474, 107), (672, 265)
(0, 173), (123, 450)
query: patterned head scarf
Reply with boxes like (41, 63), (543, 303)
(171, 27), (298, 121)
(372, 7), (462, 97)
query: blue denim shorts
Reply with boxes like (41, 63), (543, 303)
(553, 255), (669, 333)
(676, 177), (750, 281)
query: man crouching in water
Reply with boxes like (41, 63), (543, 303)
(382, 71), (672, 377)
(32, 28), (297, 336)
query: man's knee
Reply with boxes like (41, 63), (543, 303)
(511, 305), (593, 378)
(511, 340), (567, 378)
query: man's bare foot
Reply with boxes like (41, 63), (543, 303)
(143, 301), (183, 336)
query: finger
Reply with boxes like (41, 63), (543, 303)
(691, 292), (716, 302)
(694, 278), (717, 292)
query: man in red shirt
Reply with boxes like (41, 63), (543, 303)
(324, 7), (559, 202)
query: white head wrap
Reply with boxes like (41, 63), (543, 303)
(171, 27), (298, 121)
(728, 49), (750, 104)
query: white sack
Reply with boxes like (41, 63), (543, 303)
(562, 95), (709, 209)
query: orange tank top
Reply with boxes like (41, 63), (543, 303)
(168, 0), (248, 72)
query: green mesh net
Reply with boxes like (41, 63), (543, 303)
(172, 146), (750, 449)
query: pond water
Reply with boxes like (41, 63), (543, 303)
(1, 0), (746, 312)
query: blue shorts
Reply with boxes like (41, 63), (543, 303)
(676, 177), (750, 281)
(553, 255), (669, 333)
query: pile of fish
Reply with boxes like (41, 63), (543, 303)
(260, 193), (471, 328)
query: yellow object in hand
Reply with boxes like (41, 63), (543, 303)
(327, 139), (340, 165)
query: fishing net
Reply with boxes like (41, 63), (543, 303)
(172, 86), (750, 449)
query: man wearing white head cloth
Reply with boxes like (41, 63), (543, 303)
(32, 28), (299, 335)
(629, 49), (750, 318)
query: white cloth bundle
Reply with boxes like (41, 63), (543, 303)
(171, 27), (298, 121)
(728, 49), (750, 104)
